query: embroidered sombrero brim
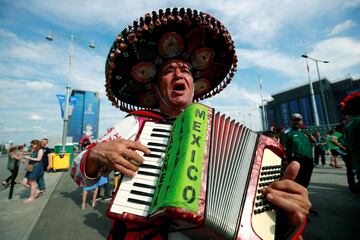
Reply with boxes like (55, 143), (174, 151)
(105, 7), (237, 112)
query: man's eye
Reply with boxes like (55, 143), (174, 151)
(163, 69), (173, 74)
(181, 68), (191, 73)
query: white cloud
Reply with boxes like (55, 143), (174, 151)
(237, 48), (303, 78)
(28, 114), (44, 120)
(11, 0), (349, 47)
(343, 0), (360, 8)
(308, 37), (360, 79)
(25, 81), (55, 90)
(327, 20), (356, 36)
(32, 126), (47, 132)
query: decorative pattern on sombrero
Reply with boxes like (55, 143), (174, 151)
(105, 7), (238, 112)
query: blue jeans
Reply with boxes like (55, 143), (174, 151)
(37, 172), (45, 190)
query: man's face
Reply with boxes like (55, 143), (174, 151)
(156, 59), (194, 112)
(41, 140), (48, 147)
(291, 118), (302, 129)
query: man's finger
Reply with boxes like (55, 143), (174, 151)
(123, 149), (144, 165)
(127, 140), (151, 154)
(283, 160), (300, 180)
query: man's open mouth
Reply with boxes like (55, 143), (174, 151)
(173, 82), (186, 91)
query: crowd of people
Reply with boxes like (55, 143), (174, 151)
(265, 100), (360, 195)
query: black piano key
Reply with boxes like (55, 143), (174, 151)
(143, 153), (162, 159)
(152, 128), (171, 133)
(150, 133), (170, 138)
(128, 198), (151, 206)
(130, 190), (154, 197)
(148, 147), (166, 153)
(141, 163), (161, 170)
(133, 182), (156, 190)
(147, 142), (167, 147)
(138, 170), (159, 177)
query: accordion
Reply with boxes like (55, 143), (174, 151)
(107, 103), (286, 239)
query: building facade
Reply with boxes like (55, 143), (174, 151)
(263, 77), (360, 130)
(68, 89), (100, 142)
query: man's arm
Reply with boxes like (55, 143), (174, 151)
(70, 115), (150, 187)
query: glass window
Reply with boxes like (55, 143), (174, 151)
(299, 96), (313, 126)
(315, 94), (325, 125)
(289, 99), (299, 115)
(266, 107), (275, 128)
(280, 102), (289, 127)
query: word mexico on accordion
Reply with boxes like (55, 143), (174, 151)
(107, 103), (285, 240)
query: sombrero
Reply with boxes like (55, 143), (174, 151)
(340, 91), (360, 115)
(105, 7), (237, 112)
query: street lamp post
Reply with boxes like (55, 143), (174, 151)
(259, 73), (267, 131)
(46, 32), (95, 152)
(301, 54), (319, 126)
(301, 54), (330, 129)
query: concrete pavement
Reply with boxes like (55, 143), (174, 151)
(1, 154), (359, 239)
(0, 156), (63, 240)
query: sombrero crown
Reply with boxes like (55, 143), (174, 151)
(105, 7), (237, 112)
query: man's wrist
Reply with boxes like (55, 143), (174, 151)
(84, 143), (100, 179)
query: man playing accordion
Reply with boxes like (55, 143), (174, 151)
(71, 8), (310, 239)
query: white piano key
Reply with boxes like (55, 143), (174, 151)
(120, 175), (158, 187)
(110, 202), (149, 217)
(113, 121), (172, 217)
(113, 189), (152, 209)
(120, 183), (155, 194)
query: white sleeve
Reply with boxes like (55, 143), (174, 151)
(70, 115), (140, 187)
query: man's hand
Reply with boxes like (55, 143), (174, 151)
(262, 161), (311, 225)
(86, 138), (150, 177)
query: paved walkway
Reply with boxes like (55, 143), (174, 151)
(0, 159), (63, 240)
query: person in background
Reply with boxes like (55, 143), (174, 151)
(96, 174), (112, 201)
(81, 175), (108, 209)
(313, 131), (327, 167)
(328, 129), (342, 168)
(281, 113), (315, 188)
(3, 146), (22, 187)
(41, 138), (50, 171)
(262, 130), (280, 141)
(36, 138), (50, 196)
(23, 139), (44, 203)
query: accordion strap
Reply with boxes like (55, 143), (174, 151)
(127, 110), (165, 121)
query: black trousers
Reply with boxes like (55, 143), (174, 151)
(290, 156), (314, 188)
(314, 147), (326, 165)
(5, 167), (19, 184)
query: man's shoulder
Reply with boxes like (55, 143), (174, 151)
(283, 127), (293, 134)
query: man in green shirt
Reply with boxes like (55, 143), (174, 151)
(281, 113), (315, 187)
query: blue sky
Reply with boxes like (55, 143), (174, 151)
(1, 0), (360, 145)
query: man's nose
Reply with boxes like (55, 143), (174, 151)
(173, 68), (182, 78)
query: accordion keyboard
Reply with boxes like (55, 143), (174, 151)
(109, 121), (172, 217)
(252, 148), (282, 239)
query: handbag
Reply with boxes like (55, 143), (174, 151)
(25, 163), (34, 172)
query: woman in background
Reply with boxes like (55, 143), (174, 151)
(23, 139), (44, 203)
